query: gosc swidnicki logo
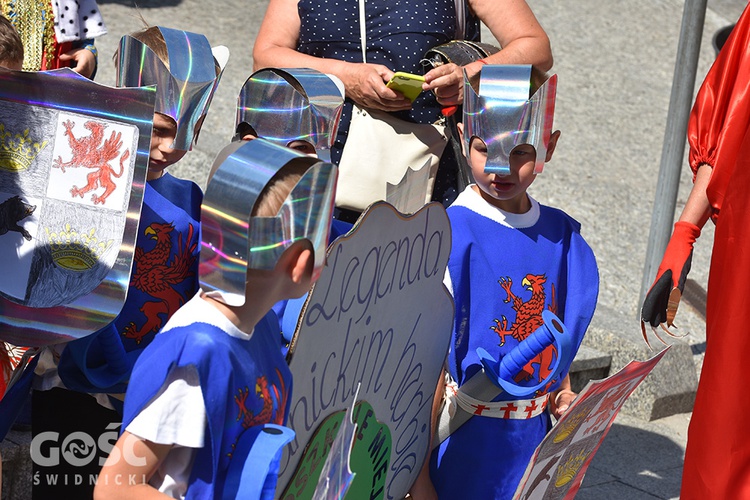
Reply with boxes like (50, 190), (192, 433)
(30, 423), (146, 467)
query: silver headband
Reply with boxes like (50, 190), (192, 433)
(200, 139), (337, 306)
(463, 65), (556, 175)
(115, 26), (229, 151)
(236, 68), (344, 161)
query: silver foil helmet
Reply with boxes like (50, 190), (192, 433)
(236, 68), (345, 161)
(463, 65), (557, 175)
(115, 26), (229, 151)
(200, 139), (337, 306)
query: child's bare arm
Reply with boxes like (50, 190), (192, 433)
(93, 431), (172, 500)
(408, 367), (445, 500)
(549, 374), (576, 419)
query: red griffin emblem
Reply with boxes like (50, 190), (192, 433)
(234, 368), (289, 429)
(53, 120), (130, 205)
(122, 222), (197, 344)
(491, 273), (558, 383)
(229, 369), (289, 458)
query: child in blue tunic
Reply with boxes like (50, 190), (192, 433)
(423, 66), (599, 499)
(55, 26), (229, 395)
(31, 26), (227, 498)
(234, 67), (352, 350)
(95, 139), (337, 499)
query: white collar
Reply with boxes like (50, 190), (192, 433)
(451, 185), (540, 229)
(161, 291), (253, 341)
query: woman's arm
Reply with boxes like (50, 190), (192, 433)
(678, 163), (712, 228)
(423, 0), (553, 106)
(640, 164), (712, 338)
(93, 431), (172, 500)
(252, 0), (411, 111)
(470, 0), (553, 70)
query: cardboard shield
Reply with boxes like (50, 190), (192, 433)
(278, 202), (454, 500)
(0, 69), (154, 347)
(513, 348), (669, 500)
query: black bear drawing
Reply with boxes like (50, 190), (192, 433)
(0, 195), (36, 240)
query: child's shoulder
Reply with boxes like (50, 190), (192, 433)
(148, 294), (225, 345)
(446, 188), (588, 241)
(148, 173), (203, 216)
(446, 187), (539, 229)
(538, 203), (583, 233)
(150, 171), (200, 191)
(152, 317), (224, 354)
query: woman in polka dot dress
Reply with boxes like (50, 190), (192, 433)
(253, 0), (552, 215)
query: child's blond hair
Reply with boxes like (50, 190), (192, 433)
(252, 160), (311, 217)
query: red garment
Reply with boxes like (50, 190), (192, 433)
(0, 348), (8, 399)
(0, 343), (27, 400)
(682, 5), (750, 497)
(42, 41), (74, 70)
(687, 7), (750, 220)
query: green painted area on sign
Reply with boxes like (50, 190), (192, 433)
(281, 400), (391, 500)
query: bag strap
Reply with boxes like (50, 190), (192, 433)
(359, 0), (367, 63)
(455, 0), (466, 40)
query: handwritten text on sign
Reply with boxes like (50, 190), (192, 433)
(279, 202), (454, 499)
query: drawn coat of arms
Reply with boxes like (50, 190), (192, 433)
(0, 69), (154, 346)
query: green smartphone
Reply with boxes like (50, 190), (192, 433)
(386, 71), (426, 102)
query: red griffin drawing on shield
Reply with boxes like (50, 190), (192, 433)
(123, 222), (197, 344)
(491, 273), (558, 383)
(53, 120), (130, 205)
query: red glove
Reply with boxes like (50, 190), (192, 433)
(641, 221), (701, 328)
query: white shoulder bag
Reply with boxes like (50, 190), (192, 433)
(335, 0), (449, 212)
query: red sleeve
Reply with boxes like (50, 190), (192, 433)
(688, 4), (750, 214)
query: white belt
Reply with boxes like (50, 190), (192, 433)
(446, 379), (548, 420)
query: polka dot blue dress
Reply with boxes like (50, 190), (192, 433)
(297, 0), (479, 164)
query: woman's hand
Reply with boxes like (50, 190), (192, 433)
(254, 0), (410, 112)
(341, 62), (413, 111)
(59, 47), (96, 79)
(422, 0), (553, 108)
(423, 60), (486, 107)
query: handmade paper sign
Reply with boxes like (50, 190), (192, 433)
(0, 69), (154, 346)
(513, 347), (670, 500)
(278, 201), (454, 500)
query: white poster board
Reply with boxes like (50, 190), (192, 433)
(278, 202), (454, 500)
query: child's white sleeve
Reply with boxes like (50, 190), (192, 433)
(126, 364), (206, 448)
(443, 268), (454, 297)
